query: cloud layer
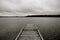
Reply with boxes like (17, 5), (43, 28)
(0, 0), (60, 16)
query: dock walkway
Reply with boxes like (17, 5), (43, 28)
(15, 24), (44, 40)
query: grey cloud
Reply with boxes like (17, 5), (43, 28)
(0, 0), (60, 16)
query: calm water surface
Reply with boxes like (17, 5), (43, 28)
(0, 17), (60, 40)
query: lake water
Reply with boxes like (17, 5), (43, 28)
(0, 17), (60, 40)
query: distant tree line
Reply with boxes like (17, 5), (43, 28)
(26, 15), (60, 17)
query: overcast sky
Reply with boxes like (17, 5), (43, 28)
(0, 0), (60, 16)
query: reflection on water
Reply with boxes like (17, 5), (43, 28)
(0, 17), (60, 40)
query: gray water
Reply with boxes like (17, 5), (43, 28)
(0, 17), (60, 40)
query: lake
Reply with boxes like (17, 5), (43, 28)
(0, 17), (60, 40)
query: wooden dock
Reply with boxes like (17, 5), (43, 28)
(15, 24), (44, 40)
